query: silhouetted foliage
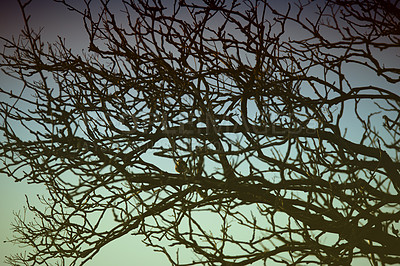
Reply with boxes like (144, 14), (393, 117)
(1, 0), (400, 265)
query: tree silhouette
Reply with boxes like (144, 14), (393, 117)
(1, 0), (400, 265)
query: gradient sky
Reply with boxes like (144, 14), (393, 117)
(0, 0), (397, 265)
(0, 0), (169, 265)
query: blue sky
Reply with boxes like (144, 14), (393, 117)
(0, 0), (169, 265)
(0, 0), (398, 265)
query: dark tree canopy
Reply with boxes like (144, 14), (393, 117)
(1, 0), (400, 265)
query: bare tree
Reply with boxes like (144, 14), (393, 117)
(1, 0), (400, 265)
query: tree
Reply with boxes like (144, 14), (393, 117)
(1, 0), (400, 264)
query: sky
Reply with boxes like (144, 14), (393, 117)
(0, 0), (169, 265)
(0, 0), (398, 265)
